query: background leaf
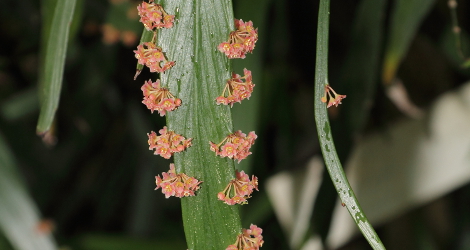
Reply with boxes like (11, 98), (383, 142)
(0, 132), (58, 250)
(37, 0), (77, 135)
(382, 0), (436, 85)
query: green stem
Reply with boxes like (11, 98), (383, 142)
(313, 0), (386, 249)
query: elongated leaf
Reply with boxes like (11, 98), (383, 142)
(382, 0), (436, 85)
(0, 132), (58, 250)
(313, 0), (385, 249)
(156, 1), (242, 249)
(37, 0), (77, 135)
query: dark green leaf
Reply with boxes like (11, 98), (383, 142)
(382, 0), (436, 84)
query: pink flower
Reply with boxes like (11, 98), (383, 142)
(216, 69), (255, 107)
(218, 19), (258, 59)
(209, 130), (257, 163)
(148, 126), (192, 159)
(134, 42), (175, 73)
(141, 79), (181, 116)
(225, 224), (264, 250)
(218, 170), (258, 205)
(137, 1), (175, 31)
(321, 84), (347, 108)
(220, 143), (236, 158)
(155, 164), (202, 198)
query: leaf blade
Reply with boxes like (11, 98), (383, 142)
(156, 1), (242, 249)
(37, 0), (77, 135)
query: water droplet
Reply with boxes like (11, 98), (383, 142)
(352, 206), (356, 210)
(176, 7), (179, 13)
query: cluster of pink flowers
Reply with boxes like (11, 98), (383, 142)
(218, 19), (258, 59)
(226, 224), (264, 250)
(148, 126), (192, 159)
(218, 170), (258, 205)
(155, 164), (202, 198)
(210, 130), (257, 163)
(216, 68), (254, 106)
(137, 1), (175, 30)
(141, 79), (181, 116)
(134, 42), (175, 73)
(321, 84), (347, 108)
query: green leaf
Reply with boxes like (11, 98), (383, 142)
(382, 0), (436, 85)
(0, 132), (58, 250)
(313, 0), (386, 249)
(156, 1), (242, 249)
(37, 0), (77, 135)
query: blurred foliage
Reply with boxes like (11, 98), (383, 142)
(1, 0), (470, 249)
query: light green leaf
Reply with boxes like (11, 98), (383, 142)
(156, 1), (242, 249)
(37, 0), (77, 135)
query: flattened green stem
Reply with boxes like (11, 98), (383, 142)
(313, 0), (386, 249)
(37, 0), (77, 135)
(156, 0), (241, 249)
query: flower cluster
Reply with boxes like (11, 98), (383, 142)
(210, 130), (257, 163)
(218, 19), (258, 59)
(148, 126), (192, 159)
(155, 164), (202, 198)
(141, 79), (181, 116)
(216, 69), (254, 106)
(218, 170), (258, 205)
(137, 1), (175, 30)
(321, 84), (347, 108)
(134, 42), (175, 73)
(226, 224), (264, 250)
